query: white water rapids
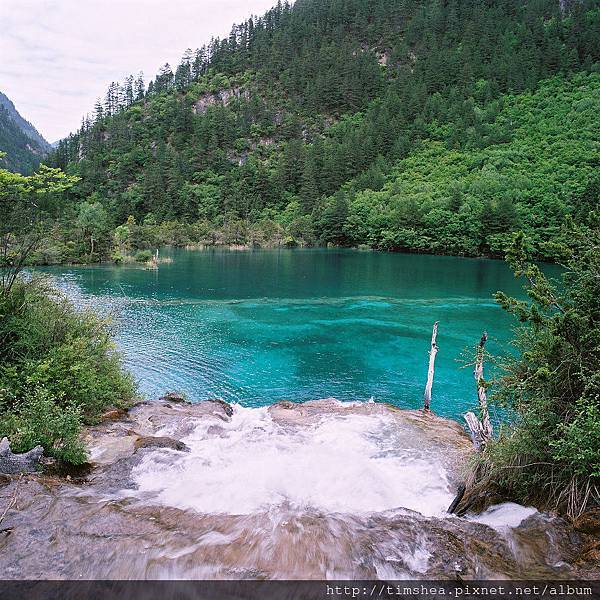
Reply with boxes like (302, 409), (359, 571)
(2, 399), (583, 580)
(131, 404), (456, 517)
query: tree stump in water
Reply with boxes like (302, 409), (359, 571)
(0, 438), (44, 474)
(423, 321), (439, 412)
(449, 332), (495, 514)
(464, 332), (493, 450)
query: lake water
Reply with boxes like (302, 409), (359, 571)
(43, 248), (544, 421)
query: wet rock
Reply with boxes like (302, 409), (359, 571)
(206, 398), (234, 418)
(578, 539), (600, 569)
(44, 460), (93, 480)
(276, 400), (296, 409)
(158, 391), (189, 404)
(83, 398), (234, 467)
(206, 425), (226, 437)
(0, 487), (587, 580)
(0, 438), (44, 474)
(134, 436), (190, 453)
(101, 408), (129, 421)
(89, 452), (147, 494)
(511, 513), (581, 573)
(269, 399), (472, 490)
(85, 429), (139, 466)
(574, 507), (600, 535)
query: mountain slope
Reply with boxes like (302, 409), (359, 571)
(342, 72), (599, 258)
(0, 91), (51, 174)
(42, 0), (600, 263)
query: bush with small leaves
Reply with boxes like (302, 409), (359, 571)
(134, 249), (153, 263)
(0, 278), (137, 464)
(1, 387), (86, 464)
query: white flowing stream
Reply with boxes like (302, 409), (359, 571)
(131, 405), (455, 517)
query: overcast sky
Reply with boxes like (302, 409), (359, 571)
(0, 0), (277, 142)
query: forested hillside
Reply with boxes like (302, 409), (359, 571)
(342, 73), (599, 257)
(38, 0), (600, 263)
(0, 92), (50, 174)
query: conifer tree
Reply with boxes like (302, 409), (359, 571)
(134, 73), (146, 100)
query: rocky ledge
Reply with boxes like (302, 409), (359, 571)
(0, 398), (597, 579)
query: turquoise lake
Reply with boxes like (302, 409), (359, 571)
(43, 248), (554, 421)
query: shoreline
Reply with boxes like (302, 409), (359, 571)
(26, 243), (540, 270)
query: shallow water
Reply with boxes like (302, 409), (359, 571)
(40, 248), (560, 420)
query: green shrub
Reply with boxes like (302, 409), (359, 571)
(0, 278), (137, 464)
(134, 249), (152, 263)
(0, 387), (86, 464)
(485, 224), (600, 516)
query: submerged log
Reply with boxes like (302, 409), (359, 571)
(0, 438), (44, 474)
(423, 321), (439, 412)
(464, 332), (493, 450)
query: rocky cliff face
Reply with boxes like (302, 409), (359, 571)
(192, 87), (251, 115)
(0, 398), (597, 579)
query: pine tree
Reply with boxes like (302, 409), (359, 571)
(300, 153), (320, 213)
(134, 73), (146, 100)
(192, 48), (205, 80)
(175, 49), (193, 91)
(124, 75), (135, 107)
(155, 64), (174, 93)
(93, 98), (104, 122)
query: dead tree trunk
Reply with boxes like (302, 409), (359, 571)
(423, 321), (439, 412)
(464, 332), (493, 450)
(149, 249), (159, 269)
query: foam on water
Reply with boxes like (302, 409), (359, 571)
(469, 502), (539, 530)
(131, 405), (455, 517)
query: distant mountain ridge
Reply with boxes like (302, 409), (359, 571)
(0, 91), (51, 174)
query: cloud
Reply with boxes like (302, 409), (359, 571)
(0, 0), (277, 142)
